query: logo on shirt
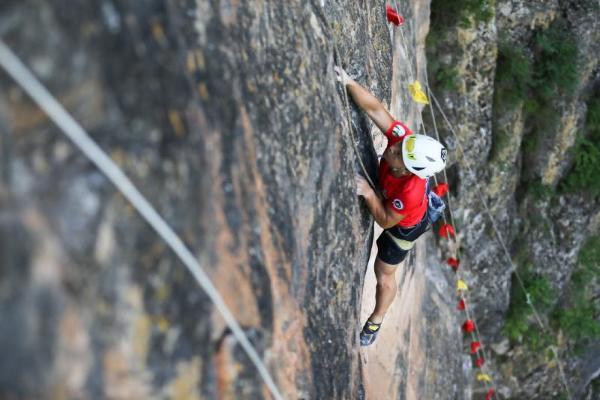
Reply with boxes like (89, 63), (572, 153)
(392, 199), (404, 210)
(392, 125), (406, 137)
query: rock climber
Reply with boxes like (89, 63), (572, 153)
(335, 66), (447, 346)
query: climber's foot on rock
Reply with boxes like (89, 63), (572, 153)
(360, 319), (382, 346)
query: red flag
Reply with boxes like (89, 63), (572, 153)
(485, 388), (496, 400)
(447, 257), (460, 270)
(433, 183), (449, 197)
(475, 357), (485, 368)
(470, 341), (481, 354)
(462, 320), (475, 333)
(457, 299), (466, 311)
(439, 223), (456, 238)
(386, 5), (404, 26)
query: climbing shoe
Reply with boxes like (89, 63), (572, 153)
(360, 319), (382, 346)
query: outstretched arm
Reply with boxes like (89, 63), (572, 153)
(335, 67), (395, 134)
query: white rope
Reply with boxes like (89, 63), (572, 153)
(391, 0), (444, 194)
(391, 2), (570, 391)
(390, 4), (503, 396)
(423, 79), (499, 397)
(388, 6), (498, 397)
(0, 39), (284, 400)
(428, 87), (573, 400)
(385, 17), (493, 393)
(424, 76), (458, 230)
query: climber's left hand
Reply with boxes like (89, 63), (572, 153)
(355, 175), (373, 198)
(334, 66), (352, 87)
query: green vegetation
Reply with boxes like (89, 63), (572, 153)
(427, 0), (493, 91)
(430, 0), (493, 28)
(491, 21), (580, 163)
(553, 393), (570, 400)
(574, 235), (600, 283)
(531, 24), (579, 99)
(521, 22), (580, 157)
(429, 0), (596, 367)
(592, 378), (600, 397)
(555, 304), (599, 342)
(529, 180), (554, 201)
(551, 235), (600, 343)
(427, 59), (459, 91)
(494, 42), (532, 109)
(506, 235), (600, 353)
(561, 96), (600, 196)
(503, 263), (555, 349)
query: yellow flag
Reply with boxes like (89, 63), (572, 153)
(408, 81), (430, 104)
(456, 279), (468, 292)
(477, 373), (492, 382)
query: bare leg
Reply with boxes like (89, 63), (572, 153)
(368, 257), (402, 324)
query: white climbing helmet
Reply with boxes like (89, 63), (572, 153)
(401, 134), (447, 179)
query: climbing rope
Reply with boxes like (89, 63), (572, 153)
(389, 2), (575, 396)
(424, 73), (458, 231)
(316, 2), (380, 195)
(330, 2), (500, 396)
(334, 44), (380, 193)
(422, 72), (499, 399)
(393, 3), (571, 394)
(389, 0), (449, 203)
(0, 39), (284, 400)
(389, 4), (499, 398)
(427, 86), (573, 400)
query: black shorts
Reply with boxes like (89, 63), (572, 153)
(376, 211), (430, 265)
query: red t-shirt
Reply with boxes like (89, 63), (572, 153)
(379, 121), (428, 228)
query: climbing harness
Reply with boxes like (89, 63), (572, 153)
(0, 39), (284, 400)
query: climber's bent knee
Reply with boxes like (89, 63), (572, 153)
(374, 258), (398, 279)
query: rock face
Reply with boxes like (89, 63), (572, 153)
(1, 0), (598, 399)
(427, 0), (600, 398)
(1, 0), (472, 397)
(0, 0), (389, 398)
